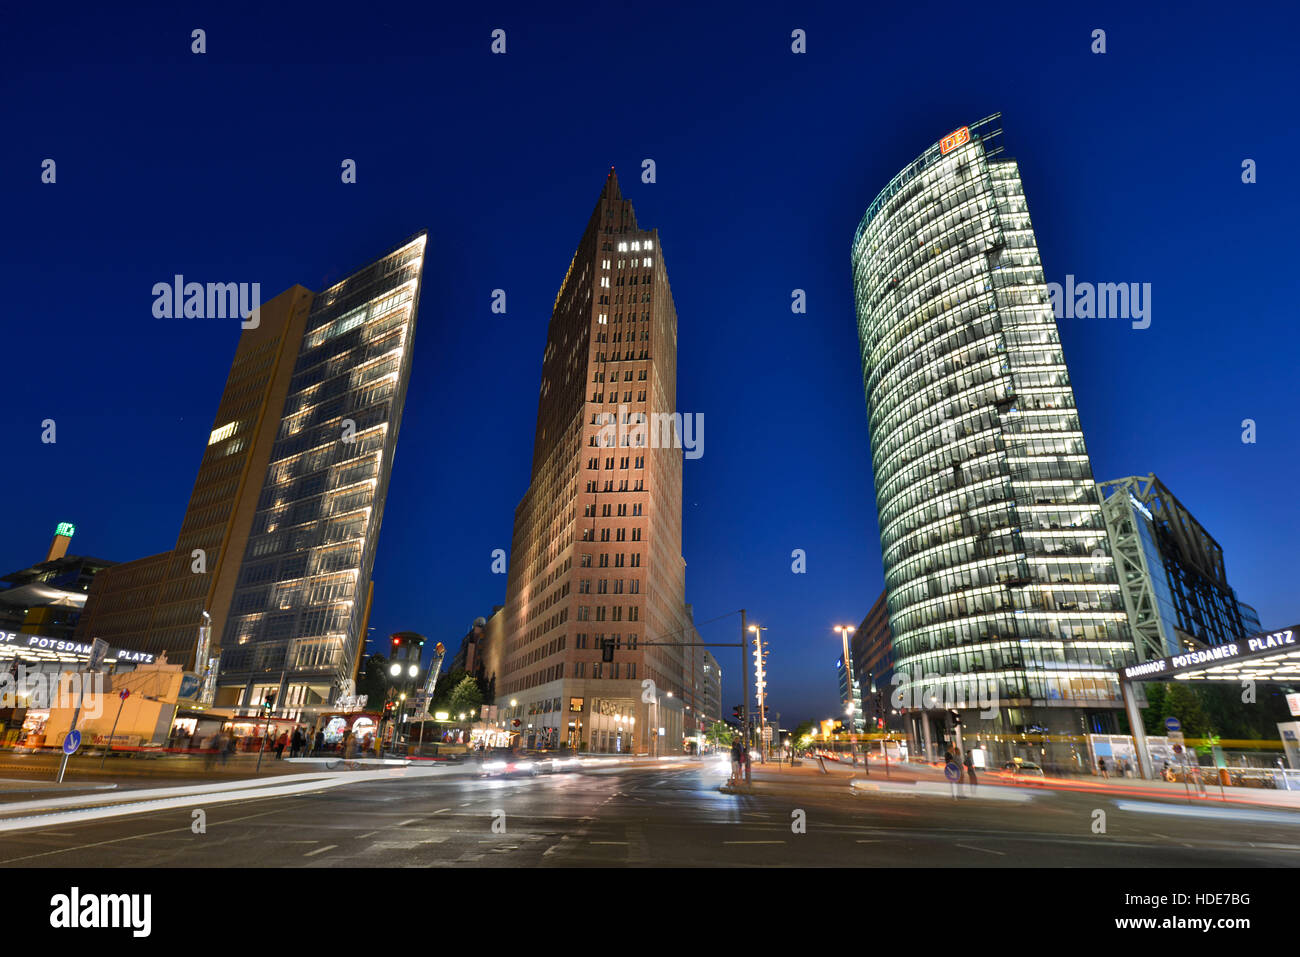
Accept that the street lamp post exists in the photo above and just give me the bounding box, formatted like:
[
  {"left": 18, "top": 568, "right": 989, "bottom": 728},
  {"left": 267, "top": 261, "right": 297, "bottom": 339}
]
[
  {"left": 749, "top": 624, "right": 768, "bottom": 763},
  {"left": 834, "top": 625, "right": 863, "bottom": 774}
]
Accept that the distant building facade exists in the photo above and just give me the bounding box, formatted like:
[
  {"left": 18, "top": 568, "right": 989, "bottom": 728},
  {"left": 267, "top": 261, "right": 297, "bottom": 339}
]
[
  {"left": 853, "top": 588, "right": 894, "bottom": 727},
  {"left": 0, "top": 523, "right": 116, "bottom": 640},
  {"left": 1099, "top": 473, "right": 1264, "bottom": 660}
]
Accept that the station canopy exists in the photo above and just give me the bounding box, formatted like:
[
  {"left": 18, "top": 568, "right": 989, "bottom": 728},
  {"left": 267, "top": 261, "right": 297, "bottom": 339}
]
[{"left": 1120, "top": 624, "right": 1299, "bottom": 684}]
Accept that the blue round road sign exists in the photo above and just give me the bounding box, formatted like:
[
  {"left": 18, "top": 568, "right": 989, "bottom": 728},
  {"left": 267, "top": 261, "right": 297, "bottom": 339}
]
[
  {"left": 944, "top": 762, "right": 961, "bottom": 782},
  {"left": 63, "top": 730, "right": 81, "bottom": 754},
  {"left": 1164, "top": 717, "right": 1181, "bottom": 733}
]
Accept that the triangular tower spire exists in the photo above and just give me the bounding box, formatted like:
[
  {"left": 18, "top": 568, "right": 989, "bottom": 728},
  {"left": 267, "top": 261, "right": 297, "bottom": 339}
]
[{"left": 601, "top": 165, "right": 621, "bottom": 201}]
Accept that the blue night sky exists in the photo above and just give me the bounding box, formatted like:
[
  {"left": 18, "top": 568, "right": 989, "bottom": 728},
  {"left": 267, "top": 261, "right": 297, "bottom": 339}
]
[{"left": 3, "top": 2, "right": 1297, "bottom": 725}]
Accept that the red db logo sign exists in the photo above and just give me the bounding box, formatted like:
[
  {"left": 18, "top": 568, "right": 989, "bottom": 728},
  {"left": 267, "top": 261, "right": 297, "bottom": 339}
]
[{"left": 940, "top": 127, "right": 969, "bottom": 154}]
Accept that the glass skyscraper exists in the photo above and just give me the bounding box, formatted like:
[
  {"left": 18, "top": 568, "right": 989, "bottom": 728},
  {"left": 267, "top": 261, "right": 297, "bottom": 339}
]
[
  {"left": 217, "top": 234, "right": 427, "bottom": 713},
  {"left": 851, "top": 115, "right": 1132, "bottom": 756}
]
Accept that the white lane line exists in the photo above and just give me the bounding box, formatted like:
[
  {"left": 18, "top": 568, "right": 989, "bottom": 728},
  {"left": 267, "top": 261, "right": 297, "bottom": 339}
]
[
  {"left": 304, "top": 844, "right": 337, "bottom": 857},
  {"left": 356, "top": 831, "right": 379, "bottom": 840},
  {"left": 434, "top": 807, "right": 451, "bottom": 814},
  {"left": 955, "top": 843, "right": 1006, "bottom": 856},
  {"left": 1115, "top": 800, "right": 1300, "bottom": 826},
  {"left": 589, "top": 841, "right": 628, "bottom": 845},
  {"left": 395, "top": 818, "right": 418, "bottom": 827},
  {"left": 0, "top": 776, "right": 351, "bottom": 833}
]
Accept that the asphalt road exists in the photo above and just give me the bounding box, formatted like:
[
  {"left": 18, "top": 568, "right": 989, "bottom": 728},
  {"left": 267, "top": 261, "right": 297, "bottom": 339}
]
[{"left": 3, "top": 758, "right": 1300, "bottom": 867}]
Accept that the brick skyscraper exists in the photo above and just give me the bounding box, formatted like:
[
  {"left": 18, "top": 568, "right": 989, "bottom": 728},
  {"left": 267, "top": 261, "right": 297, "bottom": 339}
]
[{"left": 497, "top": 171, "right": 693, "bottom": 754}]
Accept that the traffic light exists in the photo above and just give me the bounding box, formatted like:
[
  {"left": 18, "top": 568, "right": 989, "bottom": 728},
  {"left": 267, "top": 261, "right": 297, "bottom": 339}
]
[
  {"left": 732, "top": 704, "right": 743, "bottom": 724},
  {"left": 263, "top": 690, "right": 277, "bottom": 714},
  {"left": 601, "top": 638, "right": 615, "bottom": 663}
]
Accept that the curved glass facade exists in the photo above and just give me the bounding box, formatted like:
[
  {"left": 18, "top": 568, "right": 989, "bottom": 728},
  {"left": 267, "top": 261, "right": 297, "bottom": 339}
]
[{"left": 851, "top": 115, "right": 1132, "bottom": 720}]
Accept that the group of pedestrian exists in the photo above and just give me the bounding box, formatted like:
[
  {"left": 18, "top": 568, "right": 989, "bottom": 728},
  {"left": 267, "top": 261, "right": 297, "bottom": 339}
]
[
  {"left": 943, "top": 746, "right": 978, "bottom": 788},
  {"left": 202, "top": 730, "right": 237, "bottom": 769},
  {"left": 1097, "top": 756, "right": 1134, "bottom": 779},
  {"left": 729, "top": 738, "right": 751, "bottom": 783}
]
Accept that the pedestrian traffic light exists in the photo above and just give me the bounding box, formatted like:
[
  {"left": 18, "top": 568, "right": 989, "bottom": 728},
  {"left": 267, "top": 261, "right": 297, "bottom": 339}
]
[
  {"left": 263, "top": 690, "right": 277, "bottom": 714},
  {"left": 601, "top": 638, "right": 615, "bottom": 663}
]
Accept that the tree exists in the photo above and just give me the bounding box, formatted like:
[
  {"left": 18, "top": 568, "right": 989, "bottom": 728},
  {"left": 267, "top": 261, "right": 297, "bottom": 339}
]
[
  {"left": 357, "top": 654, "right": 389, "bottom": 710},
  {"left": 431, "top": 667, "right": 469, "bottom": 712},
  {"left": 1165, "top": 683, "right": 1209, "bottom": 737},
  {"left": 706, "top": 720, "right": 733, "bottom": 748},
  {"left": 447, "top": 675, "right": 484, "bottom": 722},
  {"left": 791, "top": 720, "right": 817, "bottom": 742}
]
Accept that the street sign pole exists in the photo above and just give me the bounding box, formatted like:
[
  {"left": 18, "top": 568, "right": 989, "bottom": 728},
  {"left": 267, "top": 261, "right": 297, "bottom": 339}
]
[
  {"left": 58, "top": 638, "right": 107, "bottom": 783},
  {"left": 99, "top": 689, "right": 130, "bottom": 769}
]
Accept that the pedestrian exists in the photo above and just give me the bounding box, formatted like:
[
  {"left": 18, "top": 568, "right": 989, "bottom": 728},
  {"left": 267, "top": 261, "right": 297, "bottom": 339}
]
[
  {"left": 223, "top": 731, "right": 235, "bottom": 765},
  {"left": 964, "top": 749, "right": 977, "bottom": 788},
  {"left": 1098, "top": 756, "right": 1108, "bottom": 779},
  {"left": 314, "top": 729, "right": 324, "bottom": 756},
  {"left": 275, "top": 731, "right": 288, "bottom": 760},
  {"left": 730, "top": 738, "right": 743, "bottom": 783}
]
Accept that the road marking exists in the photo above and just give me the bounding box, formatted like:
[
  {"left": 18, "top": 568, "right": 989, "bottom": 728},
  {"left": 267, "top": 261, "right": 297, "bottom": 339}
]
[
  {"left": 955, "top": 843, "right": 1006, "bottom": 856},
  {"left": 0, "top": 808, "right": 283, "bottom": 866},
  {"left": 304, "top": 844, "right": 337, "bottom": 857},
  {"left": 356, "top": 831, "right": 378, "bottom": 839},
  {"left": 589, "top": 841, "right": 628, "bottom": 845},
  {"left": 855, "top": 840, "right": 880, "bottom": 844},
  {"left": 723, "top": 840, "right": 785, "bottom": 845},
  {"left": 434, "top": 807, "right": 451, "bottom": 814},
  {"left": 395, "top": 818, "right": 418, "bottom": 827}
]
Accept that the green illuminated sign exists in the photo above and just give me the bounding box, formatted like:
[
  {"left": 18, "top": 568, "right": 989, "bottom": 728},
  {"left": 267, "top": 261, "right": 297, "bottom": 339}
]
[{"left": 55, "top": 522, "right": 75, "bottom": 538}]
